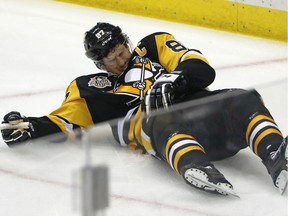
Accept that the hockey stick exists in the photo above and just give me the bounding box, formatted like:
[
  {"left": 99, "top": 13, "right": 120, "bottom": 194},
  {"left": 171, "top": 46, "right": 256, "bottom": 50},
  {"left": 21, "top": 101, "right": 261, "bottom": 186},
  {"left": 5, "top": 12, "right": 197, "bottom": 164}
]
[{"left": 0, "top": 122, "right": 30, "bottom": 130}]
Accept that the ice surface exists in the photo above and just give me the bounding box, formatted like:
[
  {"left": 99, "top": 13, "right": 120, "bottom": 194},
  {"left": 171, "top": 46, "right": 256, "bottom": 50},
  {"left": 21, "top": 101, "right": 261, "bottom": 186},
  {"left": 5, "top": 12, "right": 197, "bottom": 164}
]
[{"left": 0, "top": 0, "right": 287, "bottom": 215}]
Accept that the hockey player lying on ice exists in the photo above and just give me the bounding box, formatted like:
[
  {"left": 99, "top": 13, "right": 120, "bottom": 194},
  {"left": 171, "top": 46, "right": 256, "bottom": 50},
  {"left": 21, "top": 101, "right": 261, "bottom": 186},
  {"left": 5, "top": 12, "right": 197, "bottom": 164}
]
[{"left": 1, "top": 23, "right": 287, "bottom": 196}]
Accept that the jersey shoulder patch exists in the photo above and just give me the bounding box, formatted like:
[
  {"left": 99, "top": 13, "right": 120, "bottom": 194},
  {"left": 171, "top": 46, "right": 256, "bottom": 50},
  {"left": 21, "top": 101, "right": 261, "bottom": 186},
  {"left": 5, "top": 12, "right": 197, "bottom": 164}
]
[
  {"left": 75, "top": 73, "right": 116, "bottom": 91},
  {"left": 88, "top": 75, "right": 112, "bottom": 89}
]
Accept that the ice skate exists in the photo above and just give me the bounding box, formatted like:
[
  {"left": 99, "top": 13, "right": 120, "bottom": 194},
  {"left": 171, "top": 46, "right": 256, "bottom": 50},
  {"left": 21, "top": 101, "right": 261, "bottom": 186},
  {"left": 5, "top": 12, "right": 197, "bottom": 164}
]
[
  {"left": 181, "top": 162, "right": 238, "bottom": 197},
  {"left": 263, "top": 136, "right": 288, "bottom": 194}
]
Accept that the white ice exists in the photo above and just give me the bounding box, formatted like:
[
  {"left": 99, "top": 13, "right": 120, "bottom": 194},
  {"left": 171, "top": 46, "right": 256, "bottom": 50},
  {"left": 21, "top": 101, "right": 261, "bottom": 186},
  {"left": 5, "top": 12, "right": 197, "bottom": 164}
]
[{"left": 0, "top": 0, "right": 287, "bottom": 216}]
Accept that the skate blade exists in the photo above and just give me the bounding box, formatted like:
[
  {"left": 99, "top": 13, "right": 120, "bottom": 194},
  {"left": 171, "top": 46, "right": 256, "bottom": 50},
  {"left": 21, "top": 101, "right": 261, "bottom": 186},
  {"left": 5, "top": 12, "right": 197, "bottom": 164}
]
[
  {"left": 277, "top": 170, "right": 288, "bottom": 195},
  {"left": 186, "top": 173, "right": 240, "bottom": 198},
  {"left": 280, "top": 141, "right": 288, "bottom": 194},
  {"left": 285, "top": 140, "right": 288, "bottom": 160}
]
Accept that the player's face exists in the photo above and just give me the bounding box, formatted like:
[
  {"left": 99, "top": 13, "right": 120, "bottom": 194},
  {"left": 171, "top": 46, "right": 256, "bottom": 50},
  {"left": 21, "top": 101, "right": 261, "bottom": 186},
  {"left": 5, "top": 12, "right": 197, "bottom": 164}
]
[{"left": 102, "top": 43, "right": 132, "bottom": 75}]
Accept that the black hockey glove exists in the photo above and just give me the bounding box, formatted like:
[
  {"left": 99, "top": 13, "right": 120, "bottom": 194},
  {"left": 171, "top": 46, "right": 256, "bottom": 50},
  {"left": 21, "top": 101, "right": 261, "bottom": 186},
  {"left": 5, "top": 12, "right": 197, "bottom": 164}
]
[
  {"left": 144, "top": 71, "right": 187, "bottom": 115},
  {"left": 1, "top": 111, "right": 34, "bottom": 147}
]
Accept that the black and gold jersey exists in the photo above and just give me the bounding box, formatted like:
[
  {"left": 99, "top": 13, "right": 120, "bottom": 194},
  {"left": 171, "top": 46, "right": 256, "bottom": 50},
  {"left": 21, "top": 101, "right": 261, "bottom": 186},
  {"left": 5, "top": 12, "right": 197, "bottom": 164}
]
[
  {"left": 134, "top": 32, "right": 209, "bottom": 70},
  {"left": 30, "top": 73, "right": 134, "bottom": 138},
  {"left": 113, "top": 32, "right": 215, "bottom": 153},
  {"left": 114, "top": 32, "right": 214, "bottom": 109},
  {"left": 47, "top": 73, "right": 136, "bottom": 134},
  {"left": 29, "top": 32, "right": 215, "bottom": 141}
]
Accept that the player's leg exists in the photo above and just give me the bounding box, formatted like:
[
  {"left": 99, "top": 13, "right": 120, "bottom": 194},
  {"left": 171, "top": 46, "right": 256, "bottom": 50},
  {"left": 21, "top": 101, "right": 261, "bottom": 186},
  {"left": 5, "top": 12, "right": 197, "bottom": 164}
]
[
  {"left": 149, "top": 113, "right": 235, "bottom": 195},
  {"left": 225, "top": 89, "right": 287, "bottom": 193},
  {"left": 262, "top": 136, "right": 287, "bottom": 194}
]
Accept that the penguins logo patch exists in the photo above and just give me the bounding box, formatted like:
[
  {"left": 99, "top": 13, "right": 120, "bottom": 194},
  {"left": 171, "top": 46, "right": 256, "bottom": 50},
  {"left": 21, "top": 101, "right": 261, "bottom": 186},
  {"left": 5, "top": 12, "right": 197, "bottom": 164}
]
[{"left": 88, "top": 76, "right": 111, "bottom": 88}]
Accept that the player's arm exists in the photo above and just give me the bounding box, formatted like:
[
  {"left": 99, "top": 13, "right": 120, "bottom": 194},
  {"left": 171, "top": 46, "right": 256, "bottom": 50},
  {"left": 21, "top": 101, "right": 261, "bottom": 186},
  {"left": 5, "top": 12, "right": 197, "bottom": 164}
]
[
  {"left": 1, "top": 100, "right": 86, "bottom": 147},
  {"left": 174, "top": 58, "right": 215, "bottom": 91},
  {"left": 1, "top": 111, "right": 63, "bottom": 147},
  {"left": 135, "top": 32, "right": 215, "bottom": 90},
  {"left": 140, "top": 33, "right": 216, "bottom": 113},
  {"left": 1, "top": 79, "right": 90, "bottom": 146}
]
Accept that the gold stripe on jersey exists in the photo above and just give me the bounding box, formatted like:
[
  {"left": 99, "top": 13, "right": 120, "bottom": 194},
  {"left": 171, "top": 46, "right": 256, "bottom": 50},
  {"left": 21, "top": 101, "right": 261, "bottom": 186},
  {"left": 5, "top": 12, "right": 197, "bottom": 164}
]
[
  {"left": 246, "top": 114, "right": 282, "bottom": 155},
  {"left": 115, "top": 85, "right": 140, "bottom": 96},
  {"left": 173, "top": 146, "right": 205, "bottom": 174},
  {"left": 154, "top": 34, "right": 209, "bottom": 72},
  {"left": 124, "top": 105, "right": 156, "bottom": 155},
  {"left": 127, "top": 141, "right": 139, "bottom": 151},
  {"left": 134, "top": 112, "right": 145, "bottom": 146},
  {"left": 165, "top": 134, "right": 205, "bottom": 173},
  {"left": 117, "top": 106, "right": 138, "bottom": 146},
  {"left": 253, "top": 128, "right": 282, "bottom": 155},
  {"left": 114, "top": 78, "right": 153, "bottom": 97},
  {"left": 47, "top": 115, "right": 72, "bottom": 136},
  {"left": 127, "top": 108, "right": 143, "bottom": 143},
  {"left": 180, "top": 50, "right": 209, "bottom": 65},
  {"left": 47, "top": 80, "right": 94, "bottom": 134},
  {"left": 246, "top": 114, "right": 275, "bottom": 141},
  {"left": 130, "top": 106, "right": 145, "bottom": 144},
  {"left": 140, "top": 126, "right": 156, "bottom": 155},
  {"left": 165, "top": 134, "right": 195, "bottom": 159}
]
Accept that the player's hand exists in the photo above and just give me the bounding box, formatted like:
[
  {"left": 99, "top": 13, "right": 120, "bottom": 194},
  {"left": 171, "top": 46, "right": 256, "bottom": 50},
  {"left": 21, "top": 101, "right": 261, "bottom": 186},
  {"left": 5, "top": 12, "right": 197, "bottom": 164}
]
[
  {"left": 1, "top": 111, "right": 33, "bottom": 147},
  {"left": 144, "top": 71, "right": 185, "bottom": 115}
]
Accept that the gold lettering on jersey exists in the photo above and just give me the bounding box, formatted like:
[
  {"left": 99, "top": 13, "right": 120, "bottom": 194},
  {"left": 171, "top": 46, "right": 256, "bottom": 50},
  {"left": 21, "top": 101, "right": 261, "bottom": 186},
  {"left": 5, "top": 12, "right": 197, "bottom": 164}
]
[
  {"left": 135, "top": 46, "right": 147, "bottom": 56},
  {"left": 88, "top": 76, "right": 111, "bottom": 89}
]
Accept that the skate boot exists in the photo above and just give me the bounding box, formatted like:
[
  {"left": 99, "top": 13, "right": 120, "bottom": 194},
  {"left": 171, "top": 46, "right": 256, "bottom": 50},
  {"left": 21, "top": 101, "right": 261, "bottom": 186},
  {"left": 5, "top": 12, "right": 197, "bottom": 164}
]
[
  {"left": 263, "top": 136, "right": 288, "bottom": 194},
  {"left": 181, "top": 162, "right": 238, "bottom": 197}
]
